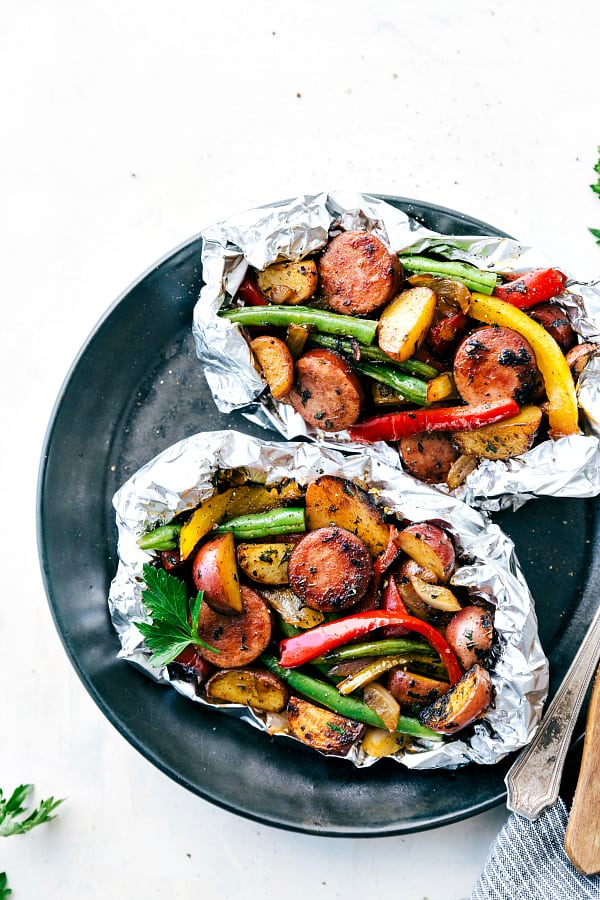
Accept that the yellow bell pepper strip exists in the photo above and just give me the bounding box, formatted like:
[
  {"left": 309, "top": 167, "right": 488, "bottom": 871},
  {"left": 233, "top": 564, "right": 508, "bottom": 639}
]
[
  {"left": 278, "top": 608, "right": 463, "bottom": 685},
  {"left": 493, "top": 268, "right": 567, "bottom": 310},
  {"left": 467, "top": 292, "right": 579, "bottom": 439},
  {"left": 348, "top": 397, "right": 519, "bottom": 443}
]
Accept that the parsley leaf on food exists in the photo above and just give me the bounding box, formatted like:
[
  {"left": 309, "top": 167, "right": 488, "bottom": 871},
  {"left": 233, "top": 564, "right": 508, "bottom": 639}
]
[
  {"left": 136, "top": 563, "right": 217, "bottom": 668},
  {"left": 0, "top": 785, "right": 63, "bottom": 838}
]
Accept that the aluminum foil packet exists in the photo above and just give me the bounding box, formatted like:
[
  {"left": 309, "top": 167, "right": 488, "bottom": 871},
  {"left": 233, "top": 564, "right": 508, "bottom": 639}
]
[
  {"left": 108, "top": 429, "right": 548, "bottom": 770},
  {"left": 192, "top": 191, "right": 600, "bottom": 512}
]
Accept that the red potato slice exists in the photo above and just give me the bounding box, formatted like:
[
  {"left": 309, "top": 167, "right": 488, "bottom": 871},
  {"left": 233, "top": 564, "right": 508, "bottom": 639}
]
[
  {"left": 407, "top": 575, "right": 461, "bottom": 612},
  {"left": 256, "top": 259, "right": 318, "bottom": 304},
  {"left": 192, "top": 532, "right": 243, "bottom": 615},
  {"left": 286, "top": 696, "right": 366, "bottom": 755},
  {"left": 418, "top": 664, "right": 493, "bottom": 734},
  {"left": 397, "top": 523, "right": 456, "bottom": 583},
  {"left": 304, "top": 474, "right": 390, "bottom": 559},
  {"left": 398, "top": 431, "right": 459, "bottom": 484},
  {"left": 197, "top": 585, "right": 273, "bottom": 668},
  {"left": 250, "top": 335, "right": 294, "bottom": 399},
  {"left": 377, "top": 286, "right": 437, "bottom": 362},
  {"left": 445, "top": 605, "right": 494, "bottom": 670},
  {"left": 387, "top": 667, "right": 449, "bottom": 708},
  {"left": 205, "top": 667, "right": 289, "bottom": 712}
]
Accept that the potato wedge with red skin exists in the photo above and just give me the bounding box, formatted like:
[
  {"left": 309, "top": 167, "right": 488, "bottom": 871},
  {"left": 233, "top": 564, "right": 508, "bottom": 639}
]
[
  {"left": 286, "top": 696, "right": 366, "bottom": 755},
  {"left": 256, "top": 258, "right": 318, "bottom": 305},
  {"left": 418, "top": 664, "right": 493, "bottom": 734},
  {"left": 288, "top": 526, "right": 373, "bottom": 612},
  {"left": 387, "top": 667, "right": 449, "bottom": 708},
  {"left": 397, "top": 523, "right": 456, "bottom": 583},
  {"left": 197, "top": 585, "right": 272, "bottom": 668},
  {"left": 205, "top": 667, "right": 289, "bottom": 712},
  {"left": 192, "top": 531, "right": 243, "bottom": 615},
  {"left": 399, "top": 431, "right": 459, "bottom": 485},
  {"left": 304, "top": 475, "right": 390, "bottom": 558},
  {"left": 236, "top": 542, "right": 293, "bottom": 585},
  {"left": 378, "top": 286, "right": 437, "bottom": 362},
  {"left": 250, "top": 335, "right": 294, "bottom": 400},
  {"left": 407, "top": 575, "right": 462, "bottom": 612},
  {"left": 445, "top": 605, "right": 494, "bottom": 670}
]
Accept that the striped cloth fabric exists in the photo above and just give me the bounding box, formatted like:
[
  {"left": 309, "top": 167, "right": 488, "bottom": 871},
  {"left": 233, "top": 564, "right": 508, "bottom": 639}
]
[{"left": 471, "top": 800, "right": 600, "bottom": 899}]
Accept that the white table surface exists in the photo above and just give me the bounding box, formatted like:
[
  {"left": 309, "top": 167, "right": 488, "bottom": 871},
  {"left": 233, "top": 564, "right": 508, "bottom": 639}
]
[{"left": 2, "top": 2, "right": 600, "bottom": 897}]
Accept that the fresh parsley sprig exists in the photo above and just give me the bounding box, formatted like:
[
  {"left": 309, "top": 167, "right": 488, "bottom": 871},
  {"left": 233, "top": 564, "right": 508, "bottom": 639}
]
[
  {"left": 591, "top": 148, "right": 600, "bottom": 246},
  {"left": 136, "top": 563, "right": 217, "bottom": 668},
  {"left": 0, "top": 784, "right": 63, "bottom": 838}
]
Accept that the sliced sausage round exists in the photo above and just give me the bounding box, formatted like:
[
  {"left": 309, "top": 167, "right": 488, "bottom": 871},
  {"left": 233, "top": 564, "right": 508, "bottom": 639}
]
[
  {"left": 528, "top": 303, "right": 576, "bottom": 352},
  {"left": 288, "top": 526, "right": 373, "bottom": 612},
  {"left": 288, "top": 349, "right": 364, "bottom": 431},
  {"left": 318, "top": 230, "right": 401, "bottom": 315},
  {"left": 398, "top": 431, "right": 459, "bottom": 484},
  {"left": 197, "top": 585, "right": 272, "bottom": 668},
  {"left": 453, "top": 325, "right": 538, "bottom": 406}
]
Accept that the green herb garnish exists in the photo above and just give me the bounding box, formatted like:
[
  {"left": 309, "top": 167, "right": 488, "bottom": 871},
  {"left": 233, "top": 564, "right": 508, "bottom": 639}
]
[
  {"left": 0, "top": 784, "right": 63, "bottom": 838},
  {"left": 136, "top": 563, "right": 217, "bottom": 667}
]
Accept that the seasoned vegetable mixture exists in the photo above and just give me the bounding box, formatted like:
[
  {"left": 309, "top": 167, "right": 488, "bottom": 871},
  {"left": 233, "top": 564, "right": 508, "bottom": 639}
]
[
  {"left": 136, "top": 472, "right": 497, "bottom": 758},
  {"left": 222, "top": 231, "right": 596, "bottom": 489}
]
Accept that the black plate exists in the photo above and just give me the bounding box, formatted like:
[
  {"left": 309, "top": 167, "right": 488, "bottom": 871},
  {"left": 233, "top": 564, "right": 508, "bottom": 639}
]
[{"left": 37, "top": 197, "right": 600, "bottom": 836}]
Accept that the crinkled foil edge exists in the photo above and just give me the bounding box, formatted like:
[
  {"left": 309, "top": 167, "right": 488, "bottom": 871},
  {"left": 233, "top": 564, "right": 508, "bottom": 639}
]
[
  {"left": 191, "top": 191, "right": 600, "bottom": 512},
  {"left": 108, "top": 429, "right": 548, "bottom": 770}
]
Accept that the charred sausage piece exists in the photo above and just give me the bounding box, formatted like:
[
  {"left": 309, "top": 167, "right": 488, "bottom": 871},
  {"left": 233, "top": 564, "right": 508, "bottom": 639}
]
[
  {"left": 197, "top": 585, "right": 272, "bottom": 668},
  {"left": 528, "top": 303, "right": 576, "bottom": 352},
  {"left": 318, "top": 230, "right": 401, "bottom": 315},
  {"left": 398, "top": 431, "right": 459, "bottom": 484},
  {"left": 288, "top": 349, "right": 364, "bottom": 431},
  {"left": 288, "top": 526, "right": 373, "bottom": 612},
  {"left": 565, "top": 342, "right": 597, "bottom": 379},
  {"left": 453, "top": 326, "right": 538, "bottom": 406}
]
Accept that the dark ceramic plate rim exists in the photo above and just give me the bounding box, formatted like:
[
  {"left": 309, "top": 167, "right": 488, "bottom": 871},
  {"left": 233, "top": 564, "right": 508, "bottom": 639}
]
[{"left": 37, "top": 195, "right": 599, "bottom": 837}]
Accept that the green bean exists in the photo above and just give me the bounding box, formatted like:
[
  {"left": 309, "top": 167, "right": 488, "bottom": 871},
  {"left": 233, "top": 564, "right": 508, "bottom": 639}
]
[
  {"left": 354, "top": 362, "right": 428, "bottom": 406},
  {"left": 137, "top": 524, "right": 181, "bottom": 551},
  {"left": 220, "top": 305, "right": 378, "bottom": 345},
  {"left": 261, "top": 655, "right": 442, "bottom": 740},
  {"left": 215, "top": 507, "right": 305, "bottom": 539},
  {"left": 313, "top": 638, "right": 438, "bottom": 665},
  {"left": 307, "top": 333, "right": 439, "bottom": 379},
  {"left": 398, "top": 255, "right": 498, "bottom": 294}
]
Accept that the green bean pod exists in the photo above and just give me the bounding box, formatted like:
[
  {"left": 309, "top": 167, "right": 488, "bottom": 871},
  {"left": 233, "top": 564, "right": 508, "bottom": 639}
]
[
  {"left": 220, "top": 305, "right": 378, "bottom": 345},
  {"left": 398, "top": 255, "right": 498, "bottom": 294},
  {"left": 215, "top": 507, "right": 305, "bottom": 539},
  {"left": 138, "top": 524, "right": 182, "bottom": 551}
]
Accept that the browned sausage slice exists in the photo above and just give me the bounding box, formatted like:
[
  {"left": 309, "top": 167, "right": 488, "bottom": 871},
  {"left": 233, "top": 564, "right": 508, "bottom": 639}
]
[
  {"left": 453, "top": 325, "right": 538, "bottom": 406},
  {"left": 398, "top": 431, "right": 459, "bottom": 484},
  {"left": 288, "top": 526, "right": 373, "bottom": 612},
  {"left": 288, "top": 349, "right": 364, "bottom": 431},
  {"left": 197, "top": 585, "right": 272, "bottom": 668},
  {"left": 318, "top": 230, "right": 401, "bottom": 315}
]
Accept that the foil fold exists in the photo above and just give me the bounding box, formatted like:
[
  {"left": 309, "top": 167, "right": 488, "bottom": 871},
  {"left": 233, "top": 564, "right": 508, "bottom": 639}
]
[
  {"left": 192, "top": 191, "right": 600, "bottom": 511},
  {"left": 108, "top": 430, "right": 548, "bottom": 770}
]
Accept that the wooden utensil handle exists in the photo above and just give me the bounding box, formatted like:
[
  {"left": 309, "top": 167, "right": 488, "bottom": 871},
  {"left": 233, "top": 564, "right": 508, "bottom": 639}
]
[{"left": 565, "top": 662, "right": 600, "bottom": 875}]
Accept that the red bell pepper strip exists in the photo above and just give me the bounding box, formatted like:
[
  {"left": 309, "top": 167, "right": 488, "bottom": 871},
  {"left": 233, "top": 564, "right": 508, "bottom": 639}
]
[
  {"left": 237, "top": 274, "right": 268, "bottom": 306},
  {"left": 380, "top": 573, "right": 410, "bottom": 638},
  {"left": 278, "top": 608, "right": 463, "bottom": 684},
  {"left": 348, "top": 397, "right": 520, "bottom": 443},
  {"left": 493, "top": 268, "right": 567, "bottom": 310}
]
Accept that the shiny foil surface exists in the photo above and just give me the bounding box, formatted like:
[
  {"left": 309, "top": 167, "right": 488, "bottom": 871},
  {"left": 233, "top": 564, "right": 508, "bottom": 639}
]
[
  {"left": 192, "top": 192, "right": 600, "bottom": 511},
  {"left": 108, "top": 430, "right": 548, "bottom": 769}
]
